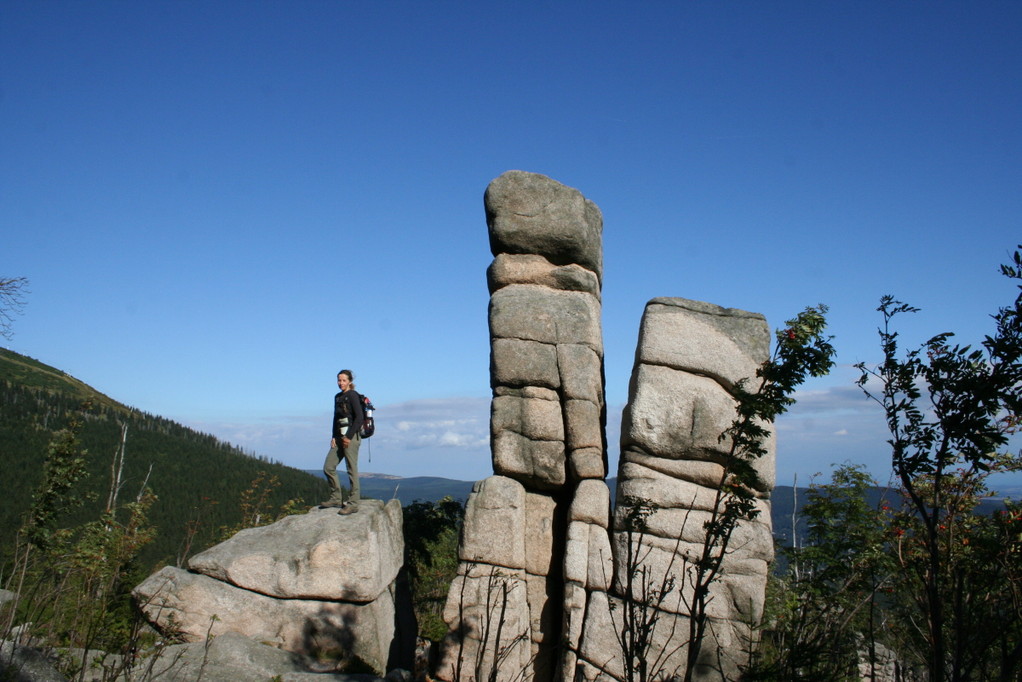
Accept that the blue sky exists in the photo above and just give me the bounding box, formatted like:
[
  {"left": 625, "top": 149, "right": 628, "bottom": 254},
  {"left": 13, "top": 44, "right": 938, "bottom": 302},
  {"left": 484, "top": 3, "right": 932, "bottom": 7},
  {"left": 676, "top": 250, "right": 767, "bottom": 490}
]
[{"left": 2, "top": 2, "right": 1020, "bottom": 490}]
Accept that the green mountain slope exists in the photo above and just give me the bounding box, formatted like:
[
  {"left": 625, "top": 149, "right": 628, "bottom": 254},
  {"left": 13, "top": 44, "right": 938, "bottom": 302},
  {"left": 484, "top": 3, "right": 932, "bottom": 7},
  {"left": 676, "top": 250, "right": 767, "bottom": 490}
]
[
  {"left": 0, "top": 348, "right": 123, "bottom": 408},
  {"left": 0, "top": 348, "right": 325, "bottom": 569}
]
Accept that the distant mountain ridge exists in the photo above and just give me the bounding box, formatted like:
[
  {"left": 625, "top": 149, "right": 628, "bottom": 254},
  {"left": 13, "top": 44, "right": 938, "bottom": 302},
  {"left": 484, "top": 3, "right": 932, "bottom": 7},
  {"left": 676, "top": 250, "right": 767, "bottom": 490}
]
[
  {"left": 304, "top": 471, "right": 477, "bottom": 506},
  {"left": 333, "top": 472, "right": 1020, "bottom": 547}
]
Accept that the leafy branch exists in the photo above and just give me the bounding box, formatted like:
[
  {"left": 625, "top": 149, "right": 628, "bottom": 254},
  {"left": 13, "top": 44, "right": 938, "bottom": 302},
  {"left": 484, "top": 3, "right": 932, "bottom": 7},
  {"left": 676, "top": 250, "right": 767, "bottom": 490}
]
[{"left": 854, "top": 245, "right": 1022, "bottom": 682}]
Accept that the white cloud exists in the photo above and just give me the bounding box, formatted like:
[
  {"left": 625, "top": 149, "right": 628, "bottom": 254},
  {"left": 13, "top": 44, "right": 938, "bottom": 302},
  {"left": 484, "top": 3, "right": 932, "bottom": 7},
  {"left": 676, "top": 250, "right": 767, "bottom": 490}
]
[
  {"left": 774, "top": 382, "right": 894, "bottom": 484},
  {"left": 438, "top": 430, "right": 488, "bottom": 447}
]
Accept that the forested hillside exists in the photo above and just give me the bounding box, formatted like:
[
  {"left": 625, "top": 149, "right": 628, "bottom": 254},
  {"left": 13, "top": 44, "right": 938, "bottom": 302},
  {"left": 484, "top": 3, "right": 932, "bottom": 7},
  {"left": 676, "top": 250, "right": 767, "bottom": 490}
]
[{"left": 0, "top": 348, "right": 324, "bottom": 569}]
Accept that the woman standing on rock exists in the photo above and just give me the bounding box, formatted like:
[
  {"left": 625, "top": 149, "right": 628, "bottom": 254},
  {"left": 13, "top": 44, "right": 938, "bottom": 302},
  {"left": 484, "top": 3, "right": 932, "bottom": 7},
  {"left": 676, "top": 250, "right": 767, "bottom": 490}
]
[{"left": 322, "top": 369, "right": 363, "bottom": 514}]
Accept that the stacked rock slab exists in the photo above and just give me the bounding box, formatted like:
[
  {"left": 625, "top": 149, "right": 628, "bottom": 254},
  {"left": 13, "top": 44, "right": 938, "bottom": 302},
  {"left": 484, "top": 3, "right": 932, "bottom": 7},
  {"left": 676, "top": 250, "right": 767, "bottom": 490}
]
[
  {"left": 437, "top": 171, "right": 612, "bottom": 682},
  {"left": 133, "top": 500, "right": 415, "bottom": 676},
  {"left": 574, "top": 298, "right": 775, "bottom": 681}
]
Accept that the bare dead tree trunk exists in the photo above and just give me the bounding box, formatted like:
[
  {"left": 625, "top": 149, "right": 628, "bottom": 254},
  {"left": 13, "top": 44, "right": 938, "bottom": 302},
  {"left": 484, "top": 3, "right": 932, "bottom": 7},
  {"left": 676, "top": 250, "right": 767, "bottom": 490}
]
[{"left": 106, "top": 421, "right": 128, "bottom": 519}]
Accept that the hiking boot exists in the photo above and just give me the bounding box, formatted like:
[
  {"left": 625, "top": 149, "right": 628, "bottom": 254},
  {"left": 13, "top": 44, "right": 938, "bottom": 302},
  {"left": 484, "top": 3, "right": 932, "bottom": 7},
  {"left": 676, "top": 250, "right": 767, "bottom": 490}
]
[
  {"left": 338, "top": 502, "right": 359, "bottom": 515},
  {"left": 320, "top": 498, "right": 344, "bottom": 508}
]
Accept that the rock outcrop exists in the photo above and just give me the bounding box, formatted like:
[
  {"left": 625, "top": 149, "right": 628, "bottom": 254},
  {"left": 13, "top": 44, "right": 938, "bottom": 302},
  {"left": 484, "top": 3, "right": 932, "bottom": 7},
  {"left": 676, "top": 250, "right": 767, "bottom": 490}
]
[
  {"left": 125, "top": 170, "right": 779, "bottom": 682},
  {"left": 440, "top": 172, "right": 776, "bottom": 682},
  {"left": 575, "top": 298, "right": 774, "bottom": 681},
  {"left": 133, "top": 500, "right": 415, "bottom": 676},
  {"left": 437, "top": 171, "right": 611, "bottom": 682}
]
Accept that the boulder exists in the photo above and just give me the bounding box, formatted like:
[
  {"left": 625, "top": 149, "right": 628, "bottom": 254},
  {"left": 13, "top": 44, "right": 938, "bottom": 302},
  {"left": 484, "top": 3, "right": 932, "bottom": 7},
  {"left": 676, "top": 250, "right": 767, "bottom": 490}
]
[
  {"left": 490, "top": 338, "right": 560, "bottom": 389},
  {"left": 568, "top": 479, "right": 611, "bottom": 527},
  {"left": 133, "top": 502, "right": 414, "bottom": 676},
  {"left": 188, "top": 500, "right": 404, "bottom": 602},
  {"left": 485, "top": 170, "right": 603, "bottom": 279},
  {"left": 563, "top": 521, "right": 613, "bottom": 591},
  {"left": 135, "top": 565, "right": 399, "bottom": 666},
  {"left": 457, "top": 476, "right": 527, "bottom": 568},
  {"left": 557, "top": 344, "right": 604, "bottom": 403},
  {"left": 636, "top": 298, "right": 768, "bottom": 388},
  {"left": 487, "top": 254, "right": 600, "bottom": 296},
  {"left": 491, "top": 394, "right": 564, "bottom": 443},
  {"left": 622, "top": 363, "right": 775, "bottom": 491},
  {"left": 489, "top": 285, "right": 603, "bottom": 351},
  {"left": 565, "top": 399, "right": 602, "bottom": 451},
  {"left": 568, "top": 446, "right": 606, "bottom": 481},
  {"left": 491, "top": 431, "right": 567, "bottom": 490},
  {"left": 623, "top": 364, "right": 742, "bottom": 460}
]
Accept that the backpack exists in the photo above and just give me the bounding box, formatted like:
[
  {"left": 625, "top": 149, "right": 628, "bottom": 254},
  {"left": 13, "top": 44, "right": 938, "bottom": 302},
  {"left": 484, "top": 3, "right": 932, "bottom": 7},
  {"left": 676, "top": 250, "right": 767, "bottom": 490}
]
[{"left": 358, "top": 393, "right": 376, "bottom": 439}]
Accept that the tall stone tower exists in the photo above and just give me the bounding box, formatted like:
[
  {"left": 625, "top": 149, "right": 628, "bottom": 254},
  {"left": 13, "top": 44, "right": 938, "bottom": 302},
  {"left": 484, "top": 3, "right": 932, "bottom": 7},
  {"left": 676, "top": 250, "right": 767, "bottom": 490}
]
[
  {"left": 574, "top": 298, "right": 774, "bottom": 681},
  {"left": 436, "top": 171, "right": 610, "bottom": 682}
]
